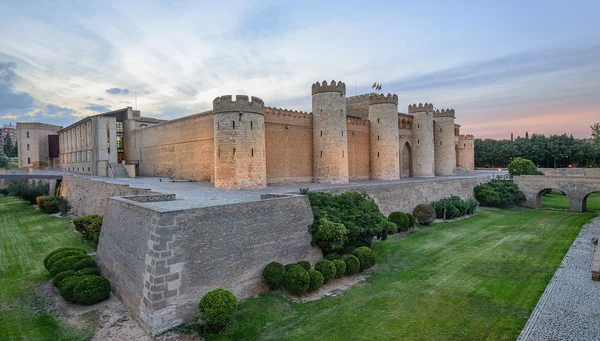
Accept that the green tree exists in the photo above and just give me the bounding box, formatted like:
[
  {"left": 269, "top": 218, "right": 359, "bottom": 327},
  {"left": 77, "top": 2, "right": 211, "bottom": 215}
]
[
  {"left": 508, "top": 157, "right": 544, "bottom": 176},
  {"left": 11, "top": 141, "right": 17, "bottom": 158},
  {"left": 3, "top": 135, "right": 13, "bottom": 157},
  {"left": 591, "top": 123, "right": 600, "bottom": 143}
]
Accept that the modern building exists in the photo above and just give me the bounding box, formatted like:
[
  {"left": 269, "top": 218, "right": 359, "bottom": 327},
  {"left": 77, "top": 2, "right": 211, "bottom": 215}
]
[
  {"left": 16, "top": 122, "right": 63, "bottom": 168},
  {"left": 0, "top": 123, "right": 17, "bottom": 148}
]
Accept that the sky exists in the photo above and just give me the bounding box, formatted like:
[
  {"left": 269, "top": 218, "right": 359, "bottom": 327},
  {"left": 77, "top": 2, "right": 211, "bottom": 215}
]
[{"left": 0, "top": 0, "right": 599, "bottom": 139}]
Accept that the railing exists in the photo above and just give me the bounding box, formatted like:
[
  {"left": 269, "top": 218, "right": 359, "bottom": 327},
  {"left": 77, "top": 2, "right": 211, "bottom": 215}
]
[
  {"left": 108, "top": 162, "right": 116, "bottom": 178},
  {"left": 490, "top": 173, "right": 512, "bottom": 181}
]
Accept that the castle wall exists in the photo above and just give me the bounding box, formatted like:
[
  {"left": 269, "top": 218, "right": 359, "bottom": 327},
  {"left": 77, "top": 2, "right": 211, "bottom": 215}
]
[
  {"left": 130, "top": 113, "right": 215, "bottom": 181},
  {"left": 346, "top": 94, "right": 371, "bottom": 120},
  {"left": 347, "top": 118, "right": 370, "bottom": 181},
  {"left": 264, "top": 108, "right": 313, "bottom": 184},
  {"left": 97, "top": 193, "right": 321, "bottom": 334}
]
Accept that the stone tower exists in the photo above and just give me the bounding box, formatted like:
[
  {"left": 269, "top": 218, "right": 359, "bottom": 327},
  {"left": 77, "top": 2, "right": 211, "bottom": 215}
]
[
  {"left": 213, "top": 95, "right": 266, "bottom": 189},
  {"left": 457, "top": 134, "right": 475, "bottom": 171},
  {"left": 409, "top": 103, "right": 435, "bottom": 177},
  {"left": 369, "top": 93, "right": 400, "bottom": 180},
  {"left": 312, "top": 80, "right": 349, "bottom": 184},
  {"left": 433, "top": 109, "right": 456, "bottom": 176}
]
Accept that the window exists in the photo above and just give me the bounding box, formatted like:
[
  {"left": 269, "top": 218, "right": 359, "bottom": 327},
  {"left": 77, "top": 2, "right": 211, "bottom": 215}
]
[
  {"left": 377, "top": 135, "right": 380, "bottom": 140},
  {"left": 342, "top": 130, "right": 344, "bottom": 137},
  {"left": 232, "top": 121, "right": 235, "bottom": 129},
  {"left": 233, "top": 148, "right": 236, "bottom": 157},
  {"left": 217, "top": 122, "right": 220, "bottom": 130},
  {"left": 417, "top": 124, "right": 420, "bottom": 129},
  {"left": 250, "top": 121, "right": 253, "bottom": 130},
  {"left": 342, "top": 150, "right": 344, "bottom": 157},
  {"left": 377, "top": 118, "right": 380, "bottom": 123},
  {"left": 320, "top": 130, "right": 323, "bottom": 137},
  {"left": 440, "top": 127, "right": 443, "bottom": 132},
  {"left": 27, "top": 157, "right": 30, "bottom": 164},
  {"left": 320, "top": 151, "right": 323, "bottom": 158},
  {"left": 440, "top": 141, "right": 443, "bottom": 145},
  {"left": 27, "top": 143, "right": 30, "bottom": 151},
  {"left": 251, "top": 148, "right": 254, "bottom": 157},
  {"left": 26, "top": 131, "right": 30, "bottom": 138},
  {"left": 417, "top": 139, "right": 420, "bottom": 144},
  {"left": 377, "top": 152, "right": 380, "bottom": 158}
]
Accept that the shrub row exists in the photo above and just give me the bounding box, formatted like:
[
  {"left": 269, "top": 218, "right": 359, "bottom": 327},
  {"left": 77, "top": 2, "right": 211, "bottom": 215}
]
[
  {"left": 474, "top": 180, "right": 526, "bottom": 208},
  {"left": 43, "top": 247, "right": 111, "bottom": 305},
  {"left": 262, "top": 246, "right": 376, "bottom": 295},
  {"left": 387, "top": 212, "right": 416, "bottom": 232},
  {"left": 37, "top": 196, "right": 71, "bottom": 215},
  {"left": 4, "top": 181, "right": 49, "bottom": 204},
  {"left": 430, "top": 196, "right": 478, "bottom": 220},
  {"left": 73, "top": 215, "right": 103, "bottom": 243}
]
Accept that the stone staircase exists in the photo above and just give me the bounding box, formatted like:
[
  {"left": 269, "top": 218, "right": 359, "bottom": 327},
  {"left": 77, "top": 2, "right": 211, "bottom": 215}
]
[{"left": 109, "top": 163, "right": 130, "bottom": 178}]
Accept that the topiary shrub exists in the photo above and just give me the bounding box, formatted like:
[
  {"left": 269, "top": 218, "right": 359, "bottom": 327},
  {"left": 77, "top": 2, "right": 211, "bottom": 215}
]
[
  {"left": 199, "top": 289, "right": 238, "bottom": 332},
  {"left": 388, "top": 212, "right": 409, "bottom": 231},
  {"left": 73, "top": 257, "right": 97, "bottom": 271},
  {"left": 44, "top": 247, "right": 85, "bottom": 270},
  {"left": 353, "top": 246, "right": 376, "bottom": 271},
  {"left": 341, "top": 254, "right": 360, "bottom": 275},
  {"left": 53, "top": 270, "right": 75, "bottom": 287},
  {"left": 285, "top": 266, "right": 310, "bottom": 294},
  {"left": 406, "top": 214, "right": 416, "bottom": 228},
  {"left": 46, "top": 250, "right": 87, "bottom": 270},
  {"left": 263, "top": 262, "right": 286, "bottom": 289},
  {"left": 307, "top": 269, "right": 324, "bottom": 291},
  {"left": 74, "top": 268, "right": 101, "bottom": 277},
  {"left": 314, "top": 259, "right": 336, "bottom": 283},
  {"left": 386, "top": 221, "right": 397, "bottom": 234},
  {"left": 332, "top": 259, "right": 346, "bottom": 278},
  {"left": 474, "top": 180, "right": 526, "bottom": 208},
  {"left": 412, "top": 204, "right": 436, "bottom": 225},
  {"left": 50, "top": 255, "right": 91, "bottom": 277},
  {"left": 59, "top": 276, "right": 87, "bottom": 302},
  {"left": 73, "top": 275, "right": 111, "bottom": 305},
  {"left": 285, "top": 263, "right": 301, "bottom": 272},
  {"left": 73, "top": 215, "right": 103, "bottom": 243},
  {"left": 324, "top": 253, "right": 341, "bottom": 261},
  {"left": 296, "top": 261, "right": 311, "bottom": 271},
  {"left": 311, "top": 218, "right": 348, "bottom": 253}
]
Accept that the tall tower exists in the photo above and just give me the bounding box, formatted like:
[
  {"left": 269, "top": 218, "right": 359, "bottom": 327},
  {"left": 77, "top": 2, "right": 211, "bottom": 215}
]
[
  {"left": 457, "top": 134, "right": 475, "bottom": 171},
  {"left": 409, "top": 103, "right": 435, "bottom": 177},
  {"left": 312, "top": 80, "right": 349, "bottom": 184},
  {"left": 369, "top": 94, "right": 400, "bottom": 180},
  {"left": 433, "top": 109, "right": 456, "bottom": 176},
  {"left": 213, "top": 95, "right": 266, "bottom": 189}
]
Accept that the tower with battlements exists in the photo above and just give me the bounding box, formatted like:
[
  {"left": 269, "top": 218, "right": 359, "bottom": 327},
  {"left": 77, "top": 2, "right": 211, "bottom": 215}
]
[
  {"left": 311, "top": 80, "right": 349, "bottom": 183},
  {"left": 409, "top": 103, "right": 435, "bottom": 177},
  {"left": 213, "top": 95, "right": 267, "bottom": 189},
  {"left": 369, "top": 94, "right": 400, "bottom": 180},
  {"left": 457, "top": 134, "right": 475, "bottom": 171},
  {"left": 433, "top": 109, "right": 457, "bottom": 176}
]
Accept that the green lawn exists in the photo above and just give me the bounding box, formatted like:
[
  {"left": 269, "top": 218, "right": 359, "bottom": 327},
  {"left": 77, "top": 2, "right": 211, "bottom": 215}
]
[
  {"left": 203, "top": 208, "right": 595, "bottom": 341},
  {"left": 543, "top": 192, "right": 600, "bottom": 212},
  {"left": 0, "top": 196, "right": 97, "bottom": 341}
]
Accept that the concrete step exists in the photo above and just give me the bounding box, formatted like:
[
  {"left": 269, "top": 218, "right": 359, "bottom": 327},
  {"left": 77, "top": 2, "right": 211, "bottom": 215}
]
[{"left": 110, "top": 163, "right": 130, "bottom": 178}]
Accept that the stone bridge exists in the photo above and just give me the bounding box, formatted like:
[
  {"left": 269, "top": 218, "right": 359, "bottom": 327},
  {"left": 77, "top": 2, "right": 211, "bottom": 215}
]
[{"left": 514, "top": 175, "right": 600, "bottom": 212}]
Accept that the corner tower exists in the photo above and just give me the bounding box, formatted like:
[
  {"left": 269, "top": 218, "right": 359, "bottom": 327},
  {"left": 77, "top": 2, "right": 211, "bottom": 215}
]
[
  {"left": 312, "top": 80, "right": 349, "bottom": 184},
  {"left": 457, "top": 134, "right": 475, "bottom": 171},
  {"left": 213, "top": 95, "right": 266, "bottom": 189},
  {"left": 433, "top": 109, "right": 456, "bottom": 176},
  {"left": 369, "top": 94, "right": 400, "bottom": 180},
  {"left": 409, "top": 103, "right": 435, "bottom": 177}
]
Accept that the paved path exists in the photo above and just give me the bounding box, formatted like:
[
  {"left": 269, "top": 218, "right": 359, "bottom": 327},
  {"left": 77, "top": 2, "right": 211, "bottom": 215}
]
[{"left": 518, "top": 216, "right": 600, "bottom": 341}]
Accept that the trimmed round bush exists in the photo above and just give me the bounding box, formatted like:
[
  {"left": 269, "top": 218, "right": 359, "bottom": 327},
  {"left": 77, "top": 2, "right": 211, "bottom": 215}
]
[
  {"left": 59, "top": 276, "right": 87, "bottom": 302},
  {"left": 44, "top": 247, "right": 85, "bottom": 270},
  {"left": 53, "top": 270, "right": 75, "bottom": 287},
  {"left": 73, "top": 257, "right": 97, "bottom": 271},
  {"left": 307, "top": 269, "right": 324, "bottom": 291},
  {"left": 50, "top": 254, "right": 91, "bottom": 277},
  {"left": 406, "top": 214, "right": 416, "bottom": 228},
  {"left": 263, "top": 262, "right": 286, "bottom": 289},
  {"left": 285, "top": 266, "right": 310, "bottom": 294},
  {"left": 324, "top": 253, "right": 341, "bottom": 261},
  {"left": 311, "top": 218, "right": 348, "bottom": 253},
  {"left": 353, "top": 246, "right": 376, "bottom": 271},
  {"left": 314, "top": 259, "right": 336, "bottom": 283},
  {"left": 199, "top": 289, "right": 238, "bottom": 332},
  {"left": 332, "top": 259, "right": 346, "bottom": 278},
  {"left": 387, "top": 221, "right": 397, "bottom": 234},
  {"left": 45, "top": 250, "right": 85, "bottom": 270},
  {"left": 296, "top": 261, "right": 311, "bottom": 271},
  {"left": 341, "top": 254, "right": 360, "bottom": 275},
  {"left": 388, "top": 211, "right": 409, "bottom": 231},
  {"left": 74, "top": 268, "right": 101, "bottom": 277},
  {"left": 285, "top": 263, "right": 301, "bottom": 272},
  {"left": 412, "top": 204, "right": 436, "bottom": 225},
  {"left": 73, "top": 275, "right": 111, "bottom": 305}
]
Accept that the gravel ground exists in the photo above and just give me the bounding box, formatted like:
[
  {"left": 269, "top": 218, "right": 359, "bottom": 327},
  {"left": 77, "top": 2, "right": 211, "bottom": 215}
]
[{"left": 518, "top": 215, "right": 600, "bottom": 341}]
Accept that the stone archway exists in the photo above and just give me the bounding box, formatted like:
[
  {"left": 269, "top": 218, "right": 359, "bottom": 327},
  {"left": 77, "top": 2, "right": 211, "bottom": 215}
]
[
  {"left": 582, "top": 191, "right": 600, "bottom": 212},
  {"left": 400, "top": 142, "right": 412, "bottom": 178}
]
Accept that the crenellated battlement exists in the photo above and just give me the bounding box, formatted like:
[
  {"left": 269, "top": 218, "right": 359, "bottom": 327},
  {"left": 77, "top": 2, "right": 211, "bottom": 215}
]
[
  {"left": 369, "top": 93, "right": 398, "bottom": 106},
  {"left": 346, "top": 93, "right": 375, "bottom": 102},
  {"left": 346, "top": 117, "right": 370, "bottom": 126},
  {"left": 17, "top": 122, "right": 62, "bottom": 131},
  {"left": 459, "top": 134, "right": 474, "bottom": 140},
  {"left": 265, "top": 107, "right": 312, "bottom": 120},
  {"left": 433, "top": 108, "right": 455, "bottom": 118},
  {"left": 213, "top": 95, "right": 265, "bottom": 115},
  {"left": 408, "top": 103, "right": 434, "bottom": 113},
  {"left": 312, "top": 80, "right": 346, "bottom": 95}
]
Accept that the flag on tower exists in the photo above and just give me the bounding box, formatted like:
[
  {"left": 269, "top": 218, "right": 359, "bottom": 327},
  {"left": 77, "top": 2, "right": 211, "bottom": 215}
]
[{"left": 372, "top": 82, "right": 377, "bottom": 89}]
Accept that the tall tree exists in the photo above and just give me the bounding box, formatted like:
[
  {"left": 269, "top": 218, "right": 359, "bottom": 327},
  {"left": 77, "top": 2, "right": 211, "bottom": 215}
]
[
  {"left": 3, "top": 135, "right": 13, "bottom": 157},
  {"left": 591, "top": 123, "right": 600, "bottom": 143}
]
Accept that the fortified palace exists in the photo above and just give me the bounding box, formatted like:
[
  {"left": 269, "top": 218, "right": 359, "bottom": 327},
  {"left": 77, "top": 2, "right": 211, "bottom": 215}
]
[{"left": 18, "top": 80, "right": 474, "bottom": 188}]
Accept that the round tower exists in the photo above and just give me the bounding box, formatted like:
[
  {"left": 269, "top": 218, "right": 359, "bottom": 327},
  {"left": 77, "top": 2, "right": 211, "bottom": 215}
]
[
  {"left": 433, "top": 109, "right": 457, "bottom": 176},
  {"left": 457, "top": 134, "right": 475, "bottom": 171},
  {"left": 369, "top": 93, "right": 400, "bottom": 180},
  {"left": 312, "top": 80, "right": 349, "bottom": 184},
  {"left": 409, "top": 103, "right": 435, "bottom": 177},
  {"left": 213, "top": 95, "right": 266, "bottom": 189}
]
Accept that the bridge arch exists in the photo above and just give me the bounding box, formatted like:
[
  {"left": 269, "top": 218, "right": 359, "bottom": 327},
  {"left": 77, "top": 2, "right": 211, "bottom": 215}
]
[
  {"left": 582, "top": 191, "right": 600, "bottom": 212},
  {"left": 513, "top": 175, "right": 600, "bottom": 212}
]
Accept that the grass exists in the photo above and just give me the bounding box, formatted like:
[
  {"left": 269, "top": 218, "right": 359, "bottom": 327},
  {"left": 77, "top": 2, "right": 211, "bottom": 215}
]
[
  {"left": 0, "top": 196, "right": 97, "bottom": 341},
  {"left": 542, "top": 192, "right": 600, "bottom": 212},
  {"left": 202, "top": 208, "right": 595, "bottom": 341}
]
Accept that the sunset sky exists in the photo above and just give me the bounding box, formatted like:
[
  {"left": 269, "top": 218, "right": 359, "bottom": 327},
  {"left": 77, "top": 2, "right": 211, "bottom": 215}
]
[{"left": 1, "top": 0, "right": 599, "bottom": 139}]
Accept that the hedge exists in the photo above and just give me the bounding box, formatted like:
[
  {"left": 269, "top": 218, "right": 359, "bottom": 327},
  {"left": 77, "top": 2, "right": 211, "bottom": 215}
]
[
  {"left": 53, "top": 270, "right": 75, "bottom": 287},
  {"left": 199, "top": 289, "right": 238, "bottom": 332},
  {"left": 44, "top": 247, "right": 85, "bottom": 270},
  {"left": 49, "top": 255, "right": 91, "bottom": 277},
  {"left": 73, "top": 257, "right": 97, "bottom": 271},
  {"left": 332, "top": 259, "right": 346, "bottom": 278},
  {"left": 73, "top": 215, "right": 103, "bottom": 243},
  {"left": 46, "top": 250, "right": 87, "bottom": 270},
  {"left": 314, "top": 259, "right": 336, "bottom": 283},
  {"left": 353, "top": 246, "right": 376, "bottom": 271},
  {"left": 73, "top": 276, "right": 111, "bottom": 305},
  {"left": 341, "top": 254, "right": 360, "bottom": 275},
  {"left": 296, "top": 261, "right": 311, "bottom": 271},
  {"left": 308, "top": 270, "right": 324, "bottom": 291},
  {"left": 263, "top": 262, "right": 286, "bottom": 289},
  {"left": 74, "top": 268, "right": 101, "bottom": 277},
  {"left": 59, "top": 276, "right": 87, "bottom": 302},
  {"left": 285, "top": 266, "right": 310, "bottom": 294}
]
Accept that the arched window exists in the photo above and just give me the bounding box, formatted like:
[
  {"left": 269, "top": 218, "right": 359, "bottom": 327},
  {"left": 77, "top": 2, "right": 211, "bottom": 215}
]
[
  {"left": 27, "top": 157, "right": 31, "bottom": 164},
  {"left": 26, "top": 131, "right": 30, "bottom": 138},
  {"left": 27, "top": 143, "right": 30, "bottom": 151}
]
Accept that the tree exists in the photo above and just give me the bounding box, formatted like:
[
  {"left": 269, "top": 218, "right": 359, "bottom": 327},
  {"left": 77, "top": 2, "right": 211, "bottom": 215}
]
[
  {"left": 591, "top": 123, "right": 600, "bottom": 143},
  {"left": 508, "top": 157, "right": 544, "bottom": 176},
  {"left": 11, "top": 141, "right": 17, "bottom": 158},
  {"left": 0, "top": 147, "right": 8, "bottom": 168},
  {"left": 3, "top": 135, "right": 13, "bottom": 157}
]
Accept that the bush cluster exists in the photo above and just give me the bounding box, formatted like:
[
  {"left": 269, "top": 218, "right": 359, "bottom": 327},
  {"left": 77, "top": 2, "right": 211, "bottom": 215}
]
[
  {"left": 199, "top": 289, "right": 238, "bottom": 333},
  {"left": 311, "top": 218, "right": 348, "bottom": 253},
  {"left": 508, "top": 157, "right": 544, "bottom": 176},
  {"left": 301, "top": 189, "right": 389, "bottom": 249},
  {"left": 412, "top": 204, "right": 436, "bottom": 225},
  {"left": 73, "top": 215, "right": 103, "bottom": 243},
  {"left": 285, "top": 266, "right": 310, "bottom": 294},
  {"left": 314, "top": 259, "right": 336, "bottom": 283},
  {"left": 37, "top": 196, "right": 70, "bottom": 215},
  {"left": 263, "top": 262, "right": 286, "bottom": 289},
  {"left": 353, "top": 247, "right": 376, "bottom": 271},
  {"left": 474, "top": 180, "right": 526, "bottom": 208},
  {"left": 430, "top": 196, "right": 478, "bottom": 220},
  {"left": 5, "top": 181, "right": 49, "bottom": 204},
  {"left": 43, "top": 247, "right": 111, "bottom": 305}
]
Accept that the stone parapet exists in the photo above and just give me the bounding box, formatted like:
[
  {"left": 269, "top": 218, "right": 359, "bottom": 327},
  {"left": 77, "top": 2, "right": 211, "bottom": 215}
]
[
  {"left": 433, "top": 108, "right": 455, "bottom": 118},
  {"left": 408, "top": 103, "right": 434, "bottom": 113},
  {"left": 213, "top": 95, "right": 264, "bottom": 115},
  {"left": 368, "top": 93, "right": 398, "bottom": 106},
  {"left": 312, "top": 80, "right": 346, "bottom": 95}
]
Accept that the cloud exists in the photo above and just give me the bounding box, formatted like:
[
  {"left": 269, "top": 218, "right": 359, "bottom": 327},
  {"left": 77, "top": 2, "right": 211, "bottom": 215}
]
[
  {"left": 46, "top": 104, "right": 75, "bottom": 116},
  {"left": 105, "top": 87, "right": 129, "bottom": 95},
  {"left": 0, "top": 62, "right": 35, "bottom": 114},
  {"left": 84, "top": 104, "right": 111, "bottom": 112},
  {"left": 97, "top": 97, "right": 104, "bottom": 101}
]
